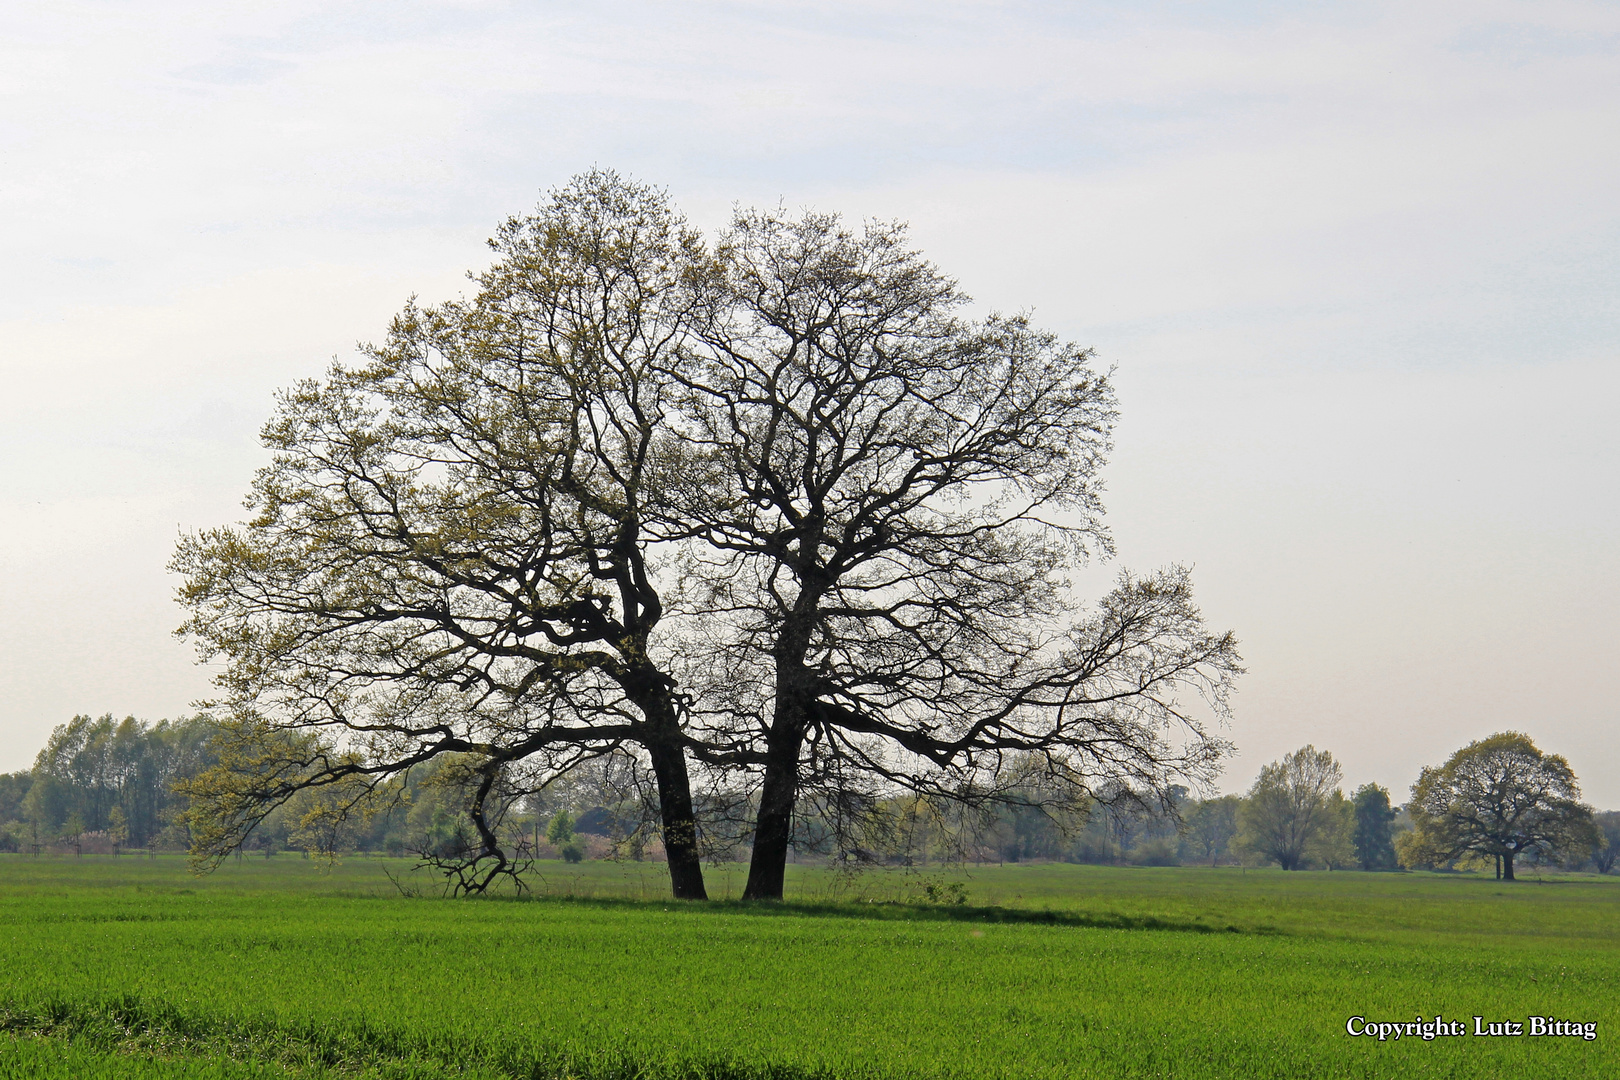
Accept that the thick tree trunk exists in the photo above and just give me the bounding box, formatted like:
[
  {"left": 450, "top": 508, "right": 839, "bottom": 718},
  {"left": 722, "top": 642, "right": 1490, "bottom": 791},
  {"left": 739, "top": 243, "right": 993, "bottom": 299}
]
[
  {"left": 743, "top": 701, "right": 809, "bottom": 900},
  {"left": 743, "top": 603, "right": 822, "bottom": 901},
  {"left": 646, "top": 737, "right": 707, "bottom": 900},
  {"left": 1502, "top": 852, "right": 1516, "bottom": 881},
  {"left": 635, "top": 692, "right": 708, "bottom": 901},
  {"left": 742, "top": 760, "right": 797, "bottom": 899}
]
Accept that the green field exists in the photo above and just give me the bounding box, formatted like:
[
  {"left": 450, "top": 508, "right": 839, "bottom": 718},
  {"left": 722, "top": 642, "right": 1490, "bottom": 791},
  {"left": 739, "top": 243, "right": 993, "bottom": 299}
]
[{"left": 1, "top": 856, "right": 1614, "bottom": 1078}]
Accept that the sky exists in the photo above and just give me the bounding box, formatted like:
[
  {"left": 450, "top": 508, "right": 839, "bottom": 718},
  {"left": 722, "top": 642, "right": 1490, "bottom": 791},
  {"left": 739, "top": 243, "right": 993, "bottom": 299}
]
[{"left": 2, "top": 0, "right": 1616, "bottom": 805}]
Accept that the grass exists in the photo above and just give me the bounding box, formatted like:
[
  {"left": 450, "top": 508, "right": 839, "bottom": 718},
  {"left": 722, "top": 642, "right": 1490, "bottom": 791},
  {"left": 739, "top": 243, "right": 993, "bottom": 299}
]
[{"left": 0, "top": 854, "right": 1615, "bottom": 1078}]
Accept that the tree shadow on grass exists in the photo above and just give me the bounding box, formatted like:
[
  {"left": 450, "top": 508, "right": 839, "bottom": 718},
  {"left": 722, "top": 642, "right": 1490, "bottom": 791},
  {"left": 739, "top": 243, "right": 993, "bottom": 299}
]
[
  {"left": 465, "top": 891, "right": 1282, "bottom": 935},
  {"left": 710, "top": 898, "right": 1280, "bottom": 934}
]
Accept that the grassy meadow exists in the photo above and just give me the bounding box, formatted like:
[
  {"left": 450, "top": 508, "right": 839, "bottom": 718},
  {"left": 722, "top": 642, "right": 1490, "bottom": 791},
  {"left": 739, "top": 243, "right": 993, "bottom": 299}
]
[{"left": 0, "top": 855, "right": 1614, "bottom": 1079}]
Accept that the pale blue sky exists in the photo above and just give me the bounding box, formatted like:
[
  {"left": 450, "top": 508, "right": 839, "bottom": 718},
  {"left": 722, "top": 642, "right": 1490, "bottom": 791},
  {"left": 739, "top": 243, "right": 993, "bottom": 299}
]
[{"left": 3, "top": 0, "right": 1616, "bottom": 803}]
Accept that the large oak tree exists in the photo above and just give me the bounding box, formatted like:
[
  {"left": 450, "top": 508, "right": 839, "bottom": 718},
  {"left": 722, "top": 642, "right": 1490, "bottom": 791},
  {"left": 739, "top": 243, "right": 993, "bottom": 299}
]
[
  {"left": 178, "top": 174, "right": 1242, "bottom": 901},
  {"left": 668, "top": 208, "right": 1242, "bottom": 899},
  {"left": 175, "top": 171, "right": 712, "bottom": 897}
]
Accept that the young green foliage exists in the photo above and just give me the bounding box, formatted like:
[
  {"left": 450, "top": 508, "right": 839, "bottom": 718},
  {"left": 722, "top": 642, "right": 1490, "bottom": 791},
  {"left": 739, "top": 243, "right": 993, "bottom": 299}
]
[{"left": 1406, "top": 731, "right": 1598, "bottom": 880}]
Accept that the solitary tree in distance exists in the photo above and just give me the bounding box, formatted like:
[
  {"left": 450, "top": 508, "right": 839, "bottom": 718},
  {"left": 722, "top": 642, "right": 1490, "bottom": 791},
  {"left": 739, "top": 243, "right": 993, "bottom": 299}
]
[
  {"left": 546, "top": 810, "right": 575, "bottom": 847},
  {"left": 1406, "top": 732, "right": 1597, "bottom": 881}
]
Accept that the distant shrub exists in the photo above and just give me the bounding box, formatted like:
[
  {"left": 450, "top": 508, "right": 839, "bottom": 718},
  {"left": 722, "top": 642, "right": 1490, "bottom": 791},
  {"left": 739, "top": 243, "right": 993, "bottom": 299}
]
[
  {"left": 1129, "top": 837, "right": 1181, "bottom": 867},
  {"left": 920, "top": 880, "right": 968, "bottom": 906}
]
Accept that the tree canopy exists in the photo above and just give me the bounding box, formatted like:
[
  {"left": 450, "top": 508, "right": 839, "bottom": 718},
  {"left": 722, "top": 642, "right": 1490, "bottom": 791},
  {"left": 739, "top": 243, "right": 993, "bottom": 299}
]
[
  {"left": 173, "top": 170, "right": 1242, "bottom": 899},
  {"left": 667, "top": 206, "right": 1239, "bottom": 898},
  {"left": 174, "top": 172, "right": 712, "bottom": 896},
  {"left": 1405, "top": 731, "right": 1597, "bottom": 880},
  {"left": 1238, "top": 745, "right": 1350, "bottom": 871}
]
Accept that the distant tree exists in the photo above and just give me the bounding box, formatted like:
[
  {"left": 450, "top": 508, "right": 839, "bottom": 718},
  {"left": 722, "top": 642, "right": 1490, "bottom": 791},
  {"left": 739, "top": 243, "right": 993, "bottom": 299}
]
[
  {"left": 1594, "top": 811, "right": 1620, "bottom": 875},
  {"left": 1351, "top": 783, "right": 1399, "bottom": 871},
  {"left": 1317, "top": 792, "right": 1357, "bottom": 870},
  {"left": 546, "top": 809, "right": 576, "bottom": 846},
  {"left": 0, "top": 771, "right": 32, "bottom": 824},
  {"left": 1238, "top": 746, "right": 1346, "bottom": 871},
  {"left": 1406, "top": 732, "right": 1598, "bottom": 881},
  {"left": 1183, "top": 795, "right": 1240, "bottom": 867},
  {"left": 107, "top": 806, "right": 129, "bottom": 855},
  {"left": 61, "top": 812, "right": 86, "bottom": 856},
  {"left": 546, "top": 809, "right": 587, "bottom": 863}
]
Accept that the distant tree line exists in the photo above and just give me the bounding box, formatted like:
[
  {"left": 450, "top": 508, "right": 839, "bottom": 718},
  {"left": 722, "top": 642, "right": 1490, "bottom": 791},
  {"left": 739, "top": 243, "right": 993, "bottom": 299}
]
[
  {"left": 816, "top": 733, "right": 1611, "bottom": 876},
  {"left": 0, "top": 715, "right": 688, "bottom": 864},
  {"left": 0, "top": 714, "right": 216, "bottom": 854},
  {"left": 5, "top": 715, "right": 1611, "bottom": 880}
]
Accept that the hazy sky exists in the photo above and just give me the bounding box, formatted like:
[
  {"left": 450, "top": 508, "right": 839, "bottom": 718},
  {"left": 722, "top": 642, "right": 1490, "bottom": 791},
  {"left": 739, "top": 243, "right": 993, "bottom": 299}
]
[{"left": 3, "top": 1, "right": 1616, "bottom": 805}]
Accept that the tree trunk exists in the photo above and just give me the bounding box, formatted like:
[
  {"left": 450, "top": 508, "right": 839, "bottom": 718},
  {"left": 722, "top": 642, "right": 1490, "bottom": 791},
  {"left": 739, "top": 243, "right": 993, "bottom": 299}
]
[
  {"left": 743, "top": 606, "right": 822, "bottom": 901},
  {"left": 645, "top": 729, "right": 707, "bottom": 901},
  {"left": 743, "top": 701, "right": 809, "bottom": 900},
  {"left": 1502, "top": 852, "right": 1516, "bottom": 881},
  {"left": 743, "top": 758, "right": 797, "bottom": 899},
  {"left": 630, "top": 686, "right": 707, "bottom": 901}
]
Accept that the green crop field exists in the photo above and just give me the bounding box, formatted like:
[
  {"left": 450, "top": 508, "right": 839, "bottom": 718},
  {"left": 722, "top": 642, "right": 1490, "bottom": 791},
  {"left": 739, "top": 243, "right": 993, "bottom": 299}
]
[{"left": 0, "top": 856, "right": 1614, "bottom": 1079}]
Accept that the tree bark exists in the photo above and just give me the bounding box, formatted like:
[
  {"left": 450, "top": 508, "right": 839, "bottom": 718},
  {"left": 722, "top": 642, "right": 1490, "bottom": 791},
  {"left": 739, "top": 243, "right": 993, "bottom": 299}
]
[
  {"left": 646, "top": 728, "right": 707, "bottom": 900},
  {"left": 629, "top": 683, "right": 708, "bottom": 900},
  {"left": 743, "top": 700, "right": 809, "bottom": 900},
  {"left": 1502, "top": 852, "right": 1516, "bottom": 881}
]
